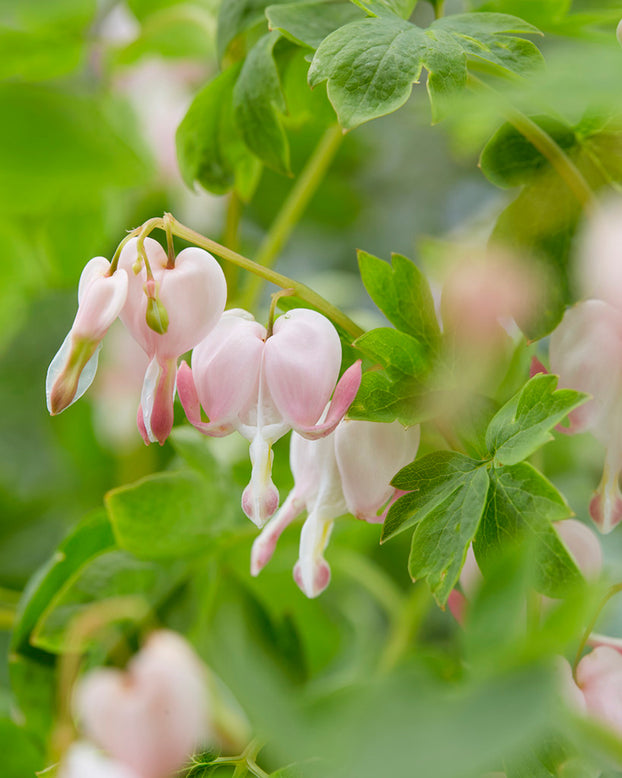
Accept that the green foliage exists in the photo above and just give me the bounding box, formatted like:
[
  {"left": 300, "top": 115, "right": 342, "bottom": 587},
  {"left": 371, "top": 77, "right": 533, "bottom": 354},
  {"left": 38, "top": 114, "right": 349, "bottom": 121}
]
[
  {"left": 233, "top": 32, "right": 291, "bottom": 174},
  {"left": 266, "top": 2, "right": 364, "bottom": 50},
  {"left": 485, "top": 373, "right": 587, "bottom": 466},
  {"left": 308, "top": 13, "right": 542, "bottom": 128},
  {"left": 0, "top": 718, "right": 44, "bottom": 778}
]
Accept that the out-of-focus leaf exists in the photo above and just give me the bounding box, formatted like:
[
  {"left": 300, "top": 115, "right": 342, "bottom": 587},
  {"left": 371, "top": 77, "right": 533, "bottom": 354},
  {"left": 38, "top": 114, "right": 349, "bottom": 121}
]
[
  {"left": 0, "top": 84, "right": 149, "bottom": 215},
  {"left": 350, "top": 0, "right": 417, "bottom": 18},
  {"left": 30, "top": 550, "right": 185, "bottom": 653},
  {"left": 177, "top": 63, "right": 262, "bottom": 199},
  {"left": 233, "top": 32, "right": 291, "bottom": 174},
  {"left": 267, "top": 2, "right": 363, "bottom": 49},
  {"left": 357, "top": 251, "right": 440, "bottom": 350},
  {"left": 106, "top": 468, "right": 234, "bottom": 560},
  {"left": 0, "top": 27, "right": 83, "bottom": 80},
  {"left": 474, "top": 463, "right": 581, "bottom": 597},
  {"left": 346, "top": 370, "right": 426, "bottom": 425},
  {"left": 485, "top": 374, "right": 587, "bottom": 466},
  {"left": 217, "top": 0, "right": 291, "bottom": 62},
  {"left": 0, "top": 718, "right": 43, "bottom": 778},
  {"left": 11, "top": 510, "right": 114, "bottom": 655},
  {"left": 308, "top": 13, "right": 542, "bottom": 129},
  {"left": 408, "top": 465, "right": 489, "bottom": 605},
  {"left": 384, "top": 451, "right": 484, "bottom": 541},
  {"left": 12, "top": 0, "right": 96, "bottom": 32},
  {"left": 7, "top": 654, "right": 55, "bottom": 747}
]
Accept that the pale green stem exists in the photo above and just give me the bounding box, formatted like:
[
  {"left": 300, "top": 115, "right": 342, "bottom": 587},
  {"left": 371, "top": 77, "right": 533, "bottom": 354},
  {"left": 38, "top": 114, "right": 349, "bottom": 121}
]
[
  {"left": 434, "top": 0, "right": 445, "bottom": 19},
  {"left": 164, "top": 215, "right": 364, "bottom": 339},
  {"left": 266, "top": 288, "right": 295, "bottom": 336},
  {"left": 467, "top": 74, "right": 596, "bottom": 212},
  {"left": 242, "top": 124, "right": 344, "bottom": 310},
  {"left": 573, "top": 582, "right": 622, "bottom": 675}
]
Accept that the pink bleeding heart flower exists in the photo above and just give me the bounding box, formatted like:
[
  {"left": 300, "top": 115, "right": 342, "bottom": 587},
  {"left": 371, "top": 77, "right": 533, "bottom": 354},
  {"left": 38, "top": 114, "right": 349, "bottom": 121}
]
[
  {"left": 177, "top": 308, "right": 362, "bottom": 527},
  {"left": 74, "top": 630, "right": 209, "bottom": 778},
  {"left": 549, "top": 300, "right": 622, "bottom": 533},
  {"left": 250, "top": 418, "right": 420, "bottom": 598},
  {"left": 118, "top": 237, "right": 226, "bottom": 446},
  {"left": 564, "top": 646, "right": 622, "bottom": 735},
  {"left": 46, "top": 257, "right": 128, "bottom": 415},
  {"left": 59, "top": 743, "right": 141, "bottom": 778}
]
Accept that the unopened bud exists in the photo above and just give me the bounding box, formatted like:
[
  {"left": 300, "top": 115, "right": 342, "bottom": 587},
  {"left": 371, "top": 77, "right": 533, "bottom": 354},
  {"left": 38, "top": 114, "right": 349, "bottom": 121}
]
[{"left": 145, "top": 296, "right": 169, "bottom": 334}]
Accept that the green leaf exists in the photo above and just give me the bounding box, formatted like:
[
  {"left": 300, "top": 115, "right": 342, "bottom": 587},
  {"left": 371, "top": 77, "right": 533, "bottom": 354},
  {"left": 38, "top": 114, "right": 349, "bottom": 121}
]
[
  {"left": 346, "top": 370, "right": 426, "bottom": 425},
  {"left": 0, "top": 719, "right": 43, "bottom": 778},
  {"left": 485, "top": 373, "right": 587, "bottom": 465},
  {"left": 408, "top": 466, "right": 490, "bottom": 605},
  {"left": 266, "top": 2, "right": 364, "bottom": 50},
  {"left": 0, "top": 27, "right": 83, "bottom": 81},
  {"left": 350, "top": 0, "right": 418, "bottom": 18},
  {"left": 473, "top": 463, "right": 581, "bottom": 597},
  {"left": 11, "top": 509, "right": 115, "bottom": 655},
  {"left": 383, "top": 451, "right": 484, "bottom": 541},
  {"left": 480, "top": 116, "right": 577, "bottom": 189},
  {"left": 308, "top": 13, "right": 541, "bottom": 129},
  {"left": 217, "top": 0, "right": 268, "bottom": 62},
  {"left": 176, "top": 63, "right": 261, "bottom": 199},
  {"left": 354, "top": 327, "right": 430, "bottom": 378},
  {"left": 357, "top": 251, "right": 440, "bottom": 350},
  {"left": 233, "top": 32, "right": 291, "bottom": 174},
  {"left": 13, "top": 0, "right": 96, "bottom": 33},
  {"left": 106, "top": 469, "right": 234, "bottom": 560},
  {"left": 31, "top": 550, "right": 186, "bottom": 653}
]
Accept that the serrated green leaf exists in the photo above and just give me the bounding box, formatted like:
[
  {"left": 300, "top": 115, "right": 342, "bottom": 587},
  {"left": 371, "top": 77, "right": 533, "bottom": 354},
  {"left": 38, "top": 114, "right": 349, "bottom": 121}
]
[
  {"left": 354, "top": 327, "right": 430, "bottom": 377},
  {"left": 11, "top": 510, "right": 115, "bottom": 655},
  {"left": 384, "top": 451, "right": 483, "bottom": 541},
  {"left": 473, "top": 462, "right": 581, "bottom": 597},
  {"left": 267, "top": 2, "right": 364, "bottom": 49},
  {"left": 485, "top": 373, "right": 587, "bottom": 465},
  {"left": 480, "top": 116, "right": 577, "bottom": 189},
  {"left": 408, "top": 466, "right": 490, "bottom": 605},
  {"left": 106, "top": 469, "right": 233, "bottom": 560},
  {"left": 233, "top": 32, "right": 291, "bottom": 174},
  {"left": 176, "top": 64, "right": 261, "bottom": 200},
  {"left": 346, "top": 370, "right": 425, "bottom": 425},
  {"left": 357, "top": 251, "right": 440, "bottom": 350},
  {"left": 308, "top": 12, "right": 541, "bottom": 129}
]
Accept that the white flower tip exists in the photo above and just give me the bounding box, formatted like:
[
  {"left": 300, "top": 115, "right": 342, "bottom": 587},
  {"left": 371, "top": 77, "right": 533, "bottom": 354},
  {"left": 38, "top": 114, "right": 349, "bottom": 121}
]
[{"left": 293, "top": 558, "right": 331, "bottom": 599}]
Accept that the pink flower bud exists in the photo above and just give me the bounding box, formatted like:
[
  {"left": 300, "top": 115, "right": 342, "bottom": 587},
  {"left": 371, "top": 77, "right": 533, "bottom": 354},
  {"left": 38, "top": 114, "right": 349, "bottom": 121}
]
[
  {"left": 46, "top": 257, "right": 128, "bottom": 415},
  {"left": 75, "top": 630, "right": 209, "bottom": 778},
  {"left": 118, "top": 238, "right": 227, "bottom": 445},
  {"left": 60, "top": 743, "right": 140, "bottom": 778},
  {"left": 251, "top": 418, "right": 420, "bottom": 597},
  {"left": 575, "top": 646, "right": 622, "bottom": 735}
]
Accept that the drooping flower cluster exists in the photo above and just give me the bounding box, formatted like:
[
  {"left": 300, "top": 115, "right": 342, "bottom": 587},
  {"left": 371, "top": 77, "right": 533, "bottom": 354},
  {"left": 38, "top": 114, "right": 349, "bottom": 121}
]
[
  {"left": 547, "top": 199, "right": 622, "bottom": 533},
  {"left": 59, "top": 630, "right": 209, "bottom": 778}
]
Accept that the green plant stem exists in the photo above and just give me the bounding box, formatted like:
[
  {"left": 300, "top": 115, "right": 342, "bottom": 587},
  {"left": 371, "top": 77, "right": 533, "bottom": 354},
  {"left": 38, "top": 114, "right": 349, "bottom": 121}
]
[
  {"left": 165, "top": 215, "right": 364, "bottom": 339},
  {"left": 242, "top": 124, "right": 344, "bottom": 310},
  {"left": 434, "top": 0, "right": 445, "bottom": 19},
  {"left": 467, "top": 74, "right": 596, "bottom": 211},
  {"left": 573, "top": 582, "right": 622, "bottom": 675}
]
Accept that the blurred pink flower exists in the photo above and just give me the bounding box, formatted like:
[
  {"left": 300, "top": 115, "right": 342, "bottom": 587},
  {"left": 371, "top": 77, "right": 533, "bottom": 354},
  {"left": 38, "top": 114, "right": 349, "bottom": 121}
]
[
  {"left": 251, "top": 418, "right": 420, "bottom": 598},
  {"left": 46, "top": 257, "right": 128, "bottom": 415},
  {"left": 178, "top": 308, "right": 362, "bottom": 527},
  {"left": 60, "top": 742, "right": 140, "bottom": 778},
  {"left": 74, "top": 630, "right": 209, "bottom": 778},
  {"left": 118, "top": 236, "right": 226, "bottom": 445},
  {"left": 561, "top": 646, "right": 622, "bottom": 736}
]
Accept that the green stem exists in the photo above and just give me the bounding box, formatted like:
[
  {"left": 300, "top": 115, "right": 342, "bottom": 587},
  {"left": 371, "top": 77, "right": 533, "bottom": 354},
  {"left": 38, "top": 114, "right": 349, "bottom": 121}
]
[
  {"left": 573, "top": 582, "right": 622, "bottom": 675},
  {"left": 434, "top": 0, "right": 445, "bottom": 19},
  {"left": 242, "top": 124, "right": 344, "bottom": 310},
  {"left": 166, "top": 216, "right": 364, "bottom": 339},
  {"left": 164, "top": 211, "right": 176, "bottom": 268},
  {"left": 467, "top": 74, "right": 596, "bottom": 211}
]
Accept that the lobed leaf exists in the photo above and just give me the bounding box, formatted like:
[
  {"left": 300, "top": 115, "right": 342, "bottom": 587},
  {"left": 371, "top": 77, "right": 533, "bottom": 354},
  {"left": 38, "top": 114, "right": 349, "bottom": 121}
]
[
  {"left": 485, "top": 373, "right": 587, "bottom": 465},
  {"left": 408, "top": 466, "right": 490, "bottom": 606},
  {"left": 267, "top": 2, "right": 364, "bottom": 50}
]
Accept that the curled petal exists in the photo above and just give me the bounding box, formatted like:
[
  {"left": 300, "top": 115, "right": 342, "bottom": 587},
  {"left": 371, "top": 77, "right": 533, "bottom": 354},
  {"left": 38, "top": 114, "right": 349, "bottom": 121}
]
[
  {"left": 293, "top": 509, "right": 334, "bottom": 598},
  {"left": 293, "top": 361, "right": 362, "bottom": 440},
  {"left": 139, "top": 356, "right": 177, "bottom": 445},
  {"left": 46, "top": 335, "right": 102, "bottom": 415},
  {"left": 554, "top": 519, "right": 602, "bottom": 579},
  {"left": 264, "top": 309, "right": 343, "bottom": 429},
  {"left": 335, "top": 418, "right": 419, "bottom": 521},
  {"left": 241, "top": 433, "right": 280, "bottom": 527},
  {"left": 177, "top": 362, "right": 234, "bottom": 437},
  {"left": 251, "top": 490, "right": 306, "bottom": 576}
]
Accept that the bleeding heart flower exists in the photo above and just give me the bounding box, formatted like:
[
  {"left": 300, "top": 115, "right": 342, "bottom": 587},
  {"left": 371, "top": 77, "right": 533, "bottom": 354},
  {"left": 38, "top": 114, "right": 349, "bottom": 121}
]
[
  {"left": 59, "top": 743, "right": 141, "bottom": 778},
  {"left": 561, "top": 646, "right": 622, "bottom": 736},
  {"left": 178, "top": 308, "right": 362, "bottom": 527},
  {"left": 74, "top": 630, "right": 209, "bottom": 778},
  {"left": 46, "top": 257, "right": 128, "bottom": 415},
  {"left": 250, "top": 418, "right": 420, "bottom": 598},
  {"left": 118, "top": 237, "right": 227, "bottom": 446}
]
